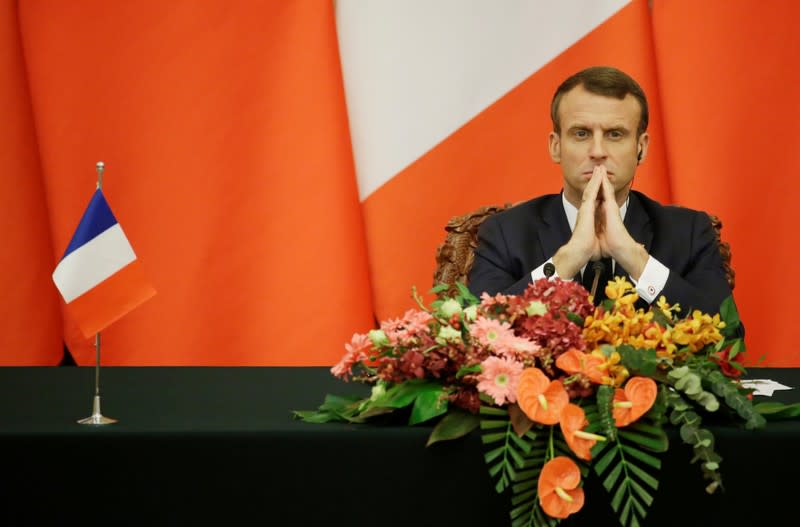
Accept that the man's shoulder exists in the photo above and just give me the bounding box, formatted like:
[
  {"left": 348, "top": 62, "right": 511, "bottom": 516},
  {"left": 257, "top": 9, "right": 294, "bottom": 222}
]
[
  {"left": 631, "top": 190, "right": 711, "bottom": 222},
  {"left": 488, "top": 193, "right": 561, "bottom": 224}
]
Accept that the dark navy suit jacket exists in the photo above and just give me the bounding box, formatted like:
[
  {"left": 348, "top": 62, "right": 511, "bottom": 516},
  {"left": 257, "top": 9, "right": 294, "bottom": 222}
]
[{"left": 467, "top": 190, "right": 734, "bottom": 316}]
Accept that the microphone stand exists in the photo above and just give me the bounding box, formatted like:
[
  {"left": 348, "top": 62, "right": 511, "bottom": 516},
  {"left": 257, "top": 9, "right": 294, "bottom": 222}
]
[{"left": 590, "top": 260, "right": 606, "bottom": 300}]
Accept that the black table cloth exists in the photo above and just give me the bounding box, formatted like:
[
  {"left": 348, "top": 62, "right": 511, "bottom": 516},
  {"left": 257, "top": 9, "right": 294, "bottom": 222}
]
[{"left": 0, "top": 367, "right": 796, "bottom": 526}]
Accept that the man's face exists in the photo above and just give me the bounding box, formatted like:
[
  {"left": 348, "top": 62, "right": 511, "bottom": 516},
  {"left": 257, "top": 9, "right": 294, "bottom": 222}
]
[{"left": 548, "top": 85, "right": 649, "bottom": 207}]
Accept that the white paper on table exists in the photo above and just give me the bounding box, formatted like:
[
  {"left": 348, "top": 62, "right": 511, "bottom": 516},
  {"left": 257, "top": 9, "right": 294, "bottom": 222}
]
[{"left": 739, "top": 379, "right": 793, "bottom": 397}]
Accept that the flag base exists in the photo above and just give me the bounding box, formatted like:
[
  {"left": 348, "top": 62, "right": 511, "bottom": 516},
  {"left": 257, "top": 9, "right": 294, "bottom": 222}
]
[{"left": 77, "top": 395, "right": 117, "bottom": 425}]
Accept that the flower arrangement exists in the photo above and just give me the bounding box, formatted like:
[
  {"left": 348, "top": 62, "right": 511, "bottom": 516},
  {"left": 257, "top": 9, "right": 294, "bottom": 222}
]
[{"left": 296, "top": 277, "right": 783, "bottom": 527}]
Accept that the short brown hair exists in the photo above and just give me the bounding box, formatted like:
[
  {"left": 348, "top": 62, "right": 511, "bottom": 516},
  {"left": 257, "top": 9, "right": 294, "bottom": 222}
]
[{"left": 550, "top": 66, "right": 649, "bottom": 136}]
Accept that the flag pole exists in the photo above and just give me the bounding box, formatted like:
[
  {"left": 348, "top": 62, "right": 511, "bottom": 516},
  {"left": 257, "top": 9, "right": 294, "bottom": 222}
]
[{"left": 77, "top": 161, "right": 117, "bottom": 425}]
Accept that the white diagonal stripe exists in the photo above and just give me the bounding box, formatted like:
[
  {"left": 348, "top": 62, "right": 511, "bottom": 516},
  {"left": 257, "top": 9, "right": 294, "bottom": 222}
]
[
  {"left": 52, "top": 223, "right": 136, "bottom": 302},
  {"left": 336, "top": 0, "right": 630, "bottom": 200}
]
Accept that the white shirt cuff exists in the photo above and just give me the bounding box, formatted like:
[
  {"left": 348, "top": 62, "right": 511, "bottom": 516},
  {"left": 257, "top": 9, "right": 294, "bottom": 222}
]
[
  {"left": 531, "top": 258, "right": 569, "bottom": 282},
  {"left": 631, "top": 256, "right": 669, "bottom": 303}
]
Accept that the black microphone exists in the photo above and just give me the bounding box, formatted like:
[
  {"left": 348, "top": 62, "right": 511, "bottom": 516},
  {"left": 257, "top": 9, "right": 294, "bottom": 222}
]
[
  {"left": 543, "top": 262, "right": 556, "bottom": 278},
  {"left": 590, "top": 260, "right": 606, "bottom": 300}
]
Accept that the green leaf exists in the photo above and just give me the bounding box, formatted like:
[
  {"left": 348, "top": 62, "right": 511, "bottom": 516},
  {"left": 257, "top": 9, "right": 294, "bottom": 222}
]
[
  {"left": 595, "top": 384, "right": 618, "bottom": 441},
  {"left": 603, "top": 461, "right": 624, "bottom": 492},
  {"left": 409, "top": 386, "right": 448, "bottom": 425},
  {"left": 426, "top": 410, "right": 480, "bottom": 446},
  {"left": 621, "top": 445, "right": 662, "bottom": 470},
  {"left": 453, "top": 281, "right": 477, "bottom": 303},
  {"left": 484, "top": 445, "right": 506, "bottom": 464},
  {"left": 728, "top": 338, "right": 744, "bottom": 360},
  {"left": 292, "top": 410, "right": 343, "bottom": 423},
  {"left": 320, "top": 393, "right": 363, "bottom": 408},
  {"left": 618, "top": 345, "right": 658, "bottom": 376},
  {"left": 627, "top": 462, "right": 659, "bottom": 491},
  {"left": 479, "top": 405, "right": 509, "bottom": 416},
  {"left": 508, "top": 430, "right": 534, "bottom": 455},
  {"left": 628, "top": 420, "right": 666, "bottom": 437},
  {"left": 566, "top": 312, "right": 584, "bottom": 326},
  {"left": 455, "top": 363, "right": 482, "bottom": 379},
  {"left": 481, "top": 432, "right": 507, "bottom": 445},
  {"left": 719, "top": 295, "right": 741, "bottom": 335},
  {"left": 618, "top": 429, "right": 669, "bottom": 453},
  {"left": 480, "top": 419, "right": 509, "bottom": 430},
  {"left": 352, "top": 405, "right": 397, "bottom": 421},
  {"left": 620, "top": 498, "right": 633, "bottom": 526},
  {"left": 597, "top": 426, "right": 663, "bottom": 527},
  {"left": 429, "top": 283, "right": 450, "bottom": 294},
  {"left": 755, "top": 401, "right": 800, "bottom": 419},
  {"left": 488, "top": 461, "right": 504, "bottom": 478},
  {"left": 610, "top": 478, "right": 628, "bottom": 511},
  {"left": 651, "top": 306, "right": 673, "bottom": 328},
  {"left": 371, "top": 380, "right": 432, "bottom": 409},
  {"left": 507, "top": 444, "right": 526, "bottom": 469},
  {"left": 594, "top": 443, "right": 619, "bottom": 475},
  {"left": 510, "top": 489, "right": 536, "bottom": 506},
  {"left": 629, "top": 479, "right": 654, "bottom": 506},
  {"left": 496, "top": 473, "right": 509, "bottom": 494}
]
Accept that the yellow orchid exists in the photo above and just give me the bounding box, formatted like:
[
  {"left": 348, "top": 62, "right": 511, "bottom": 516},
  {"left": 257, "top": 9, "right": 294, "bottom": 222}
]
[
  {"left": 589, "top": 348, "right": 630, "bottom": 387},
  {"left": 656, "top": 296, "right": 681, "bottom": 321},
  {"left": 605, "top": 276, "right": 639, "bottom": 305}
]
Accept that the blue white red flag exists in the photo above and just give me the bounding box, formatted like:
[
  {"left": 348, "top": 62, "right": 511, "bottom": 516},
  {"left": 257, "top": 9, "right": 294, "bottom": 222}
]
[{"left": 52, "top": 189, "right": 155, "bottom": 337}]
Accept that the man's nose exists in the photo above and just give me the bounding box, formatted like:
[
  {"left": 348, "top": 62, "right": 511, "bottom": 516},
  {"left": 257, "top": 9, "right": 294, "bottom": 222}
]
[{"left": 589, "top": 136, "right": 607, "bottom": 159}]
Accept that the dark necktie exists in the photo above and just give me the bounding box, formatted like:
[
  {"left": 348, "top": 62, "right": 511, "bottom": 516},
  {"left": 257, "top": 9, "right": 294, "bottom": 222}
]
[{"left": 581, "top": 257, "right": 613, "bottom": 304}]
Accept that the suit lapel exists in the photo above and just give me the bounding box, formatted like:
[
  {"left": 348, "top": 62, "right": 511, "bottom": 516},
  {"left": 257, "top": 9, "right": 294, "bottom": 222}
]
[
  {"left": 624, "top": 191, "right": 654, "bottom": 250},
  {"left": 617, "top": 191, "right": 654, "bottom": 277},
  {"left": 537, "top": 193, "right": 574, "bottom": 276}
]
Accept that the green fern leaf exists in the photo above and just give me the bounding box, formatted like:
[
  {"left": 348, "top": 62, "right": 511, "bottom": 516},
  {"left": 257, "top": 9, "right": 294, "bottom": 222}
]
[
  {"left": 627, "top": 462, "right": 659, "bottom": 490},
  {"left": 594, "top": 443, "right": 619, "bottom": 475},
  {"left": 628, "top": 479, "right": 654, "bottom": 506},
  {"left": 618, "top": 429, "right": 668, "bottom": 452},
  {"left": 485, "top": 444, "right": 506, "bottom": 464},
  {"left": 621, "top": 444, "right": 662, "bottom": 469},
  {"left": 482, "top": 432, "right": 508, "bottom": 444},
  {"left": 603, "top": 462, "right": 624, "bottom": 492},
  {"left": 594, "top": 417, "right": 664, "bottom": 527}
]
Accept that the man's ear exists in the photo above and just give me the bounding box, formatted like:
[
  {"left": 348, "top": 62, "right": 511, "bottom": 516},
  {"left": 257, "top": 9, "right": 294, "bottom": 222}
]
[
  {"left": 548, "top": 132, "right": 561, "bottom": 163},
  {"left": 636, "top": 132, "right": 650, "bottom": 164}
]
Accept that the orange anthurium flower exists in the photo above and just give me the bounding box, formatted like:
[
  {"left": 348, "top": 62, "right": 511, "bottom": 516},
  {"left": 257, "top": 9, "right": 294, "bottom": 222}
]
[
  {"left": 555, "top": 349, "right": 607, "bottom": 385},
  {"left": 538, "top": 456, "right": 585, "bottom": 519},
  {"left": 612, "top": 376, "right": 658, "bottom": 427},
  {"left": 516, "top": 367, "right": 569, "bottom": 425},
  {"left": 559, "top": 403, "right": 606, "bottom": 461}
]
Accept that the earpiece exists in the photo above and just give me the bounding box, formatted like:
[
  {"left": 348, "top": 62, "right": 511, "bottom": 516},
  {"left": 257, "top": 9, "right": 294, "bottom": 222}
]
[{"left": 637, "top": 149, "right": 643, "bottom": 163}]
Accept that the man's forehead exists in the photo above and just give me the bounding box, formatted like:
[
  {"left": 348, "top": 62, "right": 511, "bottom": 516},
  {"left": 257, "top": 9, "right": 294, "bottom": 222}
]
[{"left": 558, "top": 87, "right": 640, "bottom": 127}]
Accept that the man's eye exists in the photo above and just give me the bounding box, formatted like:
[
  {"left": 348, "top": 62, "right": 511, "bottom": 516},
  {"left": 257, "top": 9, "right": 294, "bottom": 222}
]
[
  {"left": 607, "top": 130, "right": 623, "bottom": 139},
  {"left": 574, "top": 130, "right": 589, "bottom": 139}
]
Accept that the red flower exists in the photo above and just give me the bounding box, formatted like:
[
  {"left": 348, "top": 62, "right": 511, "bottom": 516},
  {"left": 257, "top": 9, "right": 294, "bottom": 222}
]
[
  {"left": 522, "top": 278, "right": 594, "bottom": 319},
  {"left": 712, "top": 346, "right": 742, "bottom": 378}
]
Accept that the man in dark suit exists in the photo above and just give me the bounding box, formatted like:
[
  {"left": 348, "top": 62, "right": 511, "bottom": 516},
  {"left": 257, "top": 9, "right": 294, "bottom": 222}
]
[{"left": 468, "top": 66, "right": 733, "bottom": 316}]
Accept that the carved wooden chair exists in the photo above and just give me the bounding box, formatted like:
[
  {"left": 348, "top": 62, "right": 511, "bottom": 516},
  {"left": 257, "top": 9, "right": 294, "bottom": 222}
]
[{"left": 433, "top": 204, "right": 735, "bottom": 297}]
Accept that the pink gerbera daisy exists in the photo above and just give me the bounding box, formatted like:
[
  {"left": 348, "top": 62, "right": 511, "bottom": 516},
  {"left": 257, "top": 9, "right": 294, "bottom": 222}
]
[
  {"left": 469, "top": 317, "right": 514, "bottom": 349},
  {"left": 331, "top": 333, "right": 371, "bottom": 380},
  {"left": 477, "top": 356, "right": 524, "bottom": 405}
]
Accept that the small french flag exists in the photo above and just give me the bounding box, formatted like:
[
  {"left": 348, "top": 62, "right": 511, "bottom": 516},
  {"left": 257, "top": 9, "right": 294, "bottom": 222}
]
[{"left": 52, "top": 189, "right": 156, "bottom": 338}]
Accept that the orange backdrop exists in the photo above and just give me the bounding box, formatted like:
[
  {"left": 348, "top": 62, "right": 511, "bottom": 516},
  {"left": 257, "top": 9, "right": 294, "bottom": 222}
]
[
  {"left": 5, "top": 0, "right": 374, "bottom": 365},
  {"left": 0, "top": 0, "right": 797, "bottom": 366}
]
